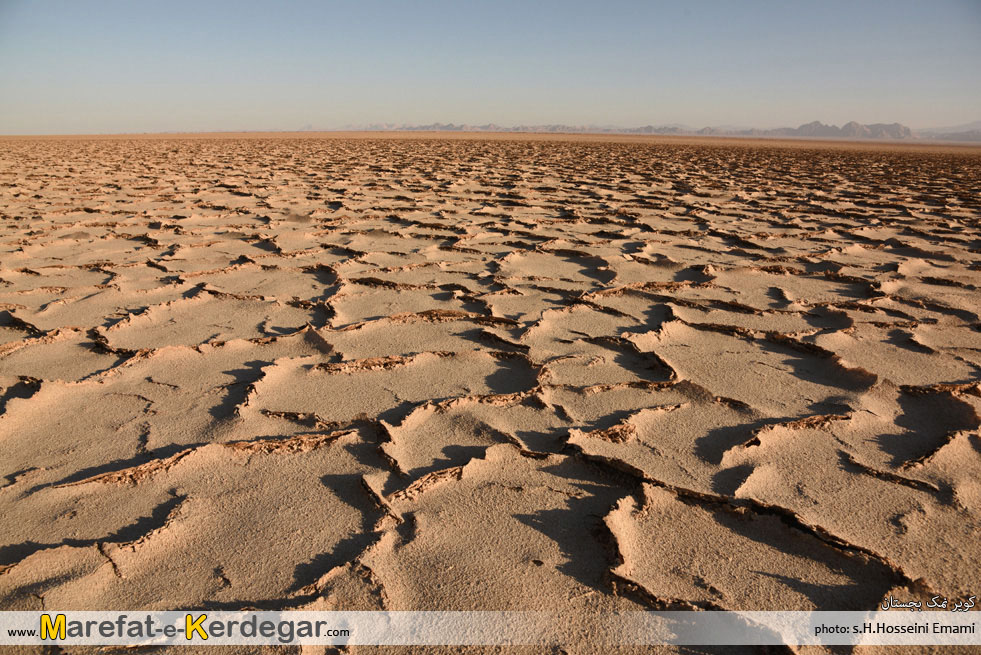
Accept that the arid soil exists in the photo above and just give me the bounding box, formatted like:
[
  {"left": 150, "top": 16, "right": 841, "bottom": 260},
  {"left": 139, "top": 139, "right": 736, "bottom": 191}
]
[{"left": 1, "top": 134, "right": 980, "bottom": 653}]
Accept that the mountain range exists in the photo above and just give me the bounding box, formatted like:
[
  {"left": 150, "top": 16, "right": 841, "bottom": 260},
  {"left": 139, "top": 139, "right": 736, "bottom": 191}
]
[{"left": 336, "top": 121, "right": 981, "bottom": 142}]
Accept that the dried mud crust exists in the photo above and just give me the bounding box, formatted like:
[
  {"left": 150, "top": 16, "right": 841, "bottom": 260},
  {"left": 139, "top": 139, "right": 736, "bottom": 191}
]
[{"left": 1, "top": 135, "right": 980, "bottom": 651}]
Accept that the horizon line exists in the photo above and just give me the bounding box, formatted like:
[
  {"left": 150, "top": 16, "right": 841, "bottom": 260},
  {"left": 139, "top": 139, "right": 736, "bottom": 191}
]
[{"left": 2, "top": 129, "right": 980, "bottom": 148}]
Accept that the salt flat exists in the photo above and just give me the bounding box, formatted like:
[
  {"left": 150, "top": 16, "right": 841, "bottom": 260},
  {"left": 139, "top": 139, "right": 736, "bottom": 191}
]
[{"left": 1, "top": 133, "right": 979, "bottom": 654}]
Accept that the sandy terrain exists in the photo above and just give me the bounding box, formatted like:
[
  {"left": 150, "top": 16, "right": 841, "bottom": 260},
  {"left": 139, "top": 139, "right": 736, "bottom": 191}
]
[{"left": 1, "top": 134, "right": 979, "bottom": 653}]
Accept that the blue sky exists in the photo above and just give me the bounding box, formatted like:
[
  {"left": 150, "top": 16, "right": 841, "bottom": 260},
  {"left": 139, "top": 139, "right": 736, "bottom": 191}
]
[{"left": 0, "top": 0, "right": 978, "bottom": 134}]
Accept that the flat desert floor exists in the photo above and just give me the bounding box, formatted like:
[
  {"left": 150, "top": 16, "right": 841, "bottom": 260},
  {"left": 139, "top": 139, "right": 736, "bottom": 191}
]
[{"left": 1, "top": 134, "right": 980, "bottom": 653}]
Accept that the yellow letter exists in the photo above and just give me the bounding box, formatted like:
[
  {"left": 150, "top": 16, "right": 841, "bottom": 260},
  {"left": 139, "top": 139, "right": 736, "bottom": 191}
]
[
  {"left": 185, "top": 614, "right": 208, "bottom": 640},
  {"left": 40, "top": 614, "right": 66, "bottom": 640}
]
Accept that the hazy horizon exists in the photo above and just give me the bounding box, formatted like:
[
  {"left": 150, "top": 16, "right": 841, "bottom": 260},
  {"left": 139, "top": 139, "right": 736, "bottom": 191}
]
[{"left": 1, "top": 0, "right": 979, "bottom": 135}]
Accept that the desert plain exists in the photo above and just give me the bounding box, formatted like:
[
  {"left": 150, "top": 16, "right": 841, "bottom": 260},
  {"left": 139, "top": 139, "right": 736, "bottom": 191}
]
[{"left": 1, "top": 133, "right": 980, "bottom": 653}]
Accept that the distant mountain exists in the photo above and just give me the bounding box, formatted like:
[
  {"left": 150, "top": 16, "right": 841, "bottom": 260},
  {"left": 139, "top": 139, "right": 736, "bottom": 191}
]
[
  {"left": 756, "top": 121, "right": 912, "bottom": 139},
  {"left": 355, "top": 121, "right": 916, "bottom": 140},
  {"left": 333, "top": 120, "right": 981, "bottom": 142},
  {"left": 916, "top": 120, "right": 981, "bottom": 135},
  {"left": 914, "top": 121, "right": 981, "bottom": 142}
]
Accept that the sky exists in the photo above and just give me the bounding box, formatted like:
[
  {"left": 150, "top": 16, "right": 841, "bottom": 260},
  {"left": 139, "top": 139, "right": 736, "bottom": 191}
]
[{"left": 0, "top": 0, "right": 979, "bottom": 135}]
